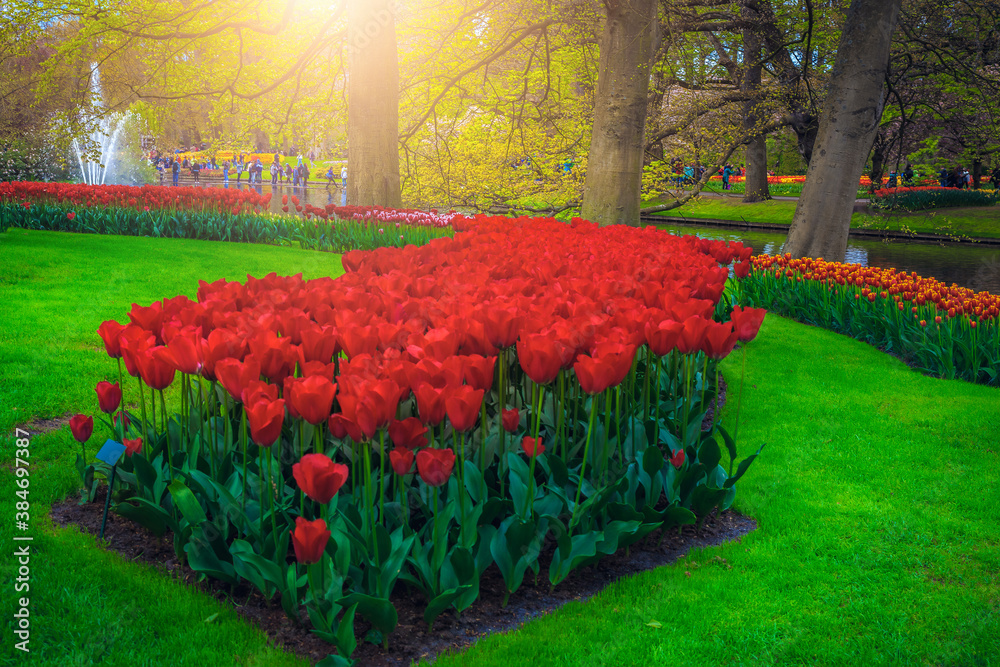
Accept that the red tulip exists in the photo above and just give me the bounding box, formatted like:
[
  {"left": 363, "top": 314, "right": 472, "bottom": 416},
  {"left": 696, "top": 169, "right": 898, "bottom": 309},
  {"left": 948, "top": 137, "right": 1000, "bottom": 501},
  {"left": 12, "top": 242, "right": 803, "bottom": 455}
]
[
  {"left": 462, "top": 355, "right": 496, "bottom": 392},
  {"left": 413, "top": 383, "right": 448, "bottom": 426},
  {"left": 164, "top": 331, "right": 202, "bottom": 374},
  {"left": 201, "top": 328, "right": 245, "bottom": 381},
  {"left": 69, "top": 414, "right": 94, "bottom": 443},
  {"left": 573, "top": 355, "right": 617, "bottom": 395},
  {"left": 480, "top": 305, "right": 522, "bottom": 349},
  {"left": 730, "top": 306, "right": 766, "bottom": 342},
  {"left": 67, "top": 211, "right": 76, "bottom": 221},
  {"left": 445, "top": 385, "right": 484, "bottom": 433},
  {"left": 502, "top": 408, "right": 519, "bottom": 433},
  {"left": 521, "top": 436, "right": 545, "bottom": 457},
  {"left": 95, "top": 381, "right": 122, "bottom": 414},
  {"left": 670, "top": 448, "right": 685, "bottom": 469},
  {"left": 644, "top": 319, "right": 684, "bottom": 357},
  {"left": 677, "top": 317, "right": 713, "bottom": 355},
  {"left": 300, "top": 327, "right": 340, "bottom": 364},
  {"left": 292, "top": 453, "right": 349, "bottom": 504},
  {"left": 328, "top": 414, "right": 363, "bottom": 442},
  {"left": 516, "top": 334, "right": 563, "bottom": 385},
  {"left": 700, "top": 322, "right": 738, "bottom": 360},
  {"left": 287, "top": 375, "right": 338, "bottom": 425},
  {"left": 734, "top": 260, "right": 751, "bottom": 279},
  {"left": 248, "top": 331, "right": 296, "bottom": 384},
  {"left": 124, "top": 437, "right": 143, "bottom": 458},
  {"left": 119, "top": 325, "right": 155, "bottom": 377},
  {"left": 416, "top": 448, "right": 455, "bottom": 487},
  {"left": 389, "top": 448, "right": 415, "bottom": 475},
  {"left": 388, "top": 417, "right": 428, "bottom": 449},
  {"left": 97, "top": 320, "right": 126, "bottom": 358},
  {"left": 128, "top": 302, "right": 164, "bottom": 343},
  {"left": 291, "top": 517, "right": 330, "bottom": 564},
  {"left": 216, "top": 357, "right": 262, "bottom": 402},
  {"left": 246, "top": 399, "right": 285, "bottom": 446},
  {"left": 337, "top": 380, "right": 400, "bottom": 439},
  {"left": 242, "top": 380, "right": 278, "bottom": 407},
  {"left": 139, "top": 347, "right": 178, "bottom": 390}
]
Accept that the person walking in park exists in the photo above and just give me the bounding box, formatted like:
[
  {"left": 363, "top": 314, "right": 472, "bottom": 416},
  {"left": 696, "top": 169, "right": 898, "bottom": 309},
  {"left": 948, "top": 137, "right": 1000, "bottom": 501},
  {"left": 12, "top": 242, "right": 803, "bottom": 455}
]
[
  {"left": 222, "top": 161, "right": 230, "bottom": 187},
  {"left": 236, "top": 159, "right": 244, "bottom": 185},
  {"left": 270, "top": 158, "right": 280, "bottom": 185},
  {"left": 903, "top": 164, "right": 914, "bottom": 185},
  {"left": 341, "top": 165, "right": 347, "bottom": 189},
  {"left": 191, "top": 160, "right": 200, "bottom": 184},
  {"left": 302, "top": 162, "right": 310, "bottom": 188},
  {"left": 722, "top": 164, "right": 733, "bottom": 190},
  {"left": 284, "top": 163, "right": 293, "bottom": 183},
  {"left": 991, "top": 165, "right": 1000, "bottom": 190},
  {"left": 326, "top": 167, "right": 334, "bottom": 187},
  {"left": 171, "top": 159, "right": 180, "bottom": 186}
]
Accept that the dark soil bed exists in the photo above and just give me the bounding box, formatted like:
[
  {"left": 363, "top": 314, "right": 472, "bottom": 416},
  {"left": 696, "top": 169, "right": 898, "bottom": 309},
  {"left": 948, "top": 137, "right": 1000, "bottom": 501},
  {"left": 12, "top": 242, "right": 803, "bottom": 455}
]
[{"left": 51, "top": 490, "right": 754, "bottom": 666}]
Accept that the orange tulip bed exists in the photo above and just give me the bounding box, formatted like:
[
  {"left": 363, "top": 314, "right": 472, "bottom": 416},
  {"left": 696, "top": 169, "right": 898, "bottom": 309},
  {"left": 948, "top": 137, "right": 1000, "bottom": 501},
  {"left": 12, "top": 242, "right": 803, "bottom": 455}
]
[
  {"left": 736, "top": 254, "right": 999, "bottom": 385},
  {"left": 67, "top": 215, "right": 766, "bottom": 664}
]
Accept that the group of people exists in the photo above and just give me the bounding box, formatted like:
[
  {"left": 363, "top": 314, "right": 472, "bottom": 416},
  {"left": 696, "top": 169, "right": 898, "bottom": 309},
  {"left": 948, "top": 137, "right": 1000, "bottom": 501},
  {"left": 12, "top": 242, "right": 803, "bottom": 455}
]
[
  {"left": 935, "top": 165, "right": 1000, "bottom": 190},
  {"left": 153, "top": 151, "right": 350, "bottom": 189}
]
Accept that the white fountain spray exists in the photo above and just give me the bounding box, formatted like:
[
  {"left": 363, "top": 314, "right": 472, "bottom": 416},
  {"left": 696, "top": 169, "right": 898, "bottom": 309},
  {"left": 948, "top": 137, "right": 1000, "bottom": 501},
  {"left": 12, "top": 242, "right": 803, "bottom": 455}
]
[{"left": 71, "top": 65, "right": 132, "bottom": 185}]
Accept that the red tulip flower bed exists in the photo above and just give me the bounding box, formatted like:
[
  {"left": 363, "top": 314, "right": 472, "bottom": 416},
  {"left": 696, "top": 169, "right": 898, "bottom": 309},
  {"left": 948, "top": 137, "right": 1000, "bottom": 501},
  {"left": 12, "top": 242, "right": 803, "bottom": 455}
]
[
  {"left": 869, "top": 185, "right": 999, "bottom": 211},
  {"left": 77, "top": 216, "right": 764, "bottom": 663},
  {"left": 736, "top": 253, "right": 999, "bottom": 385},
  {"left": 0, "top": 182, "right": 451, "bottom": 252}
]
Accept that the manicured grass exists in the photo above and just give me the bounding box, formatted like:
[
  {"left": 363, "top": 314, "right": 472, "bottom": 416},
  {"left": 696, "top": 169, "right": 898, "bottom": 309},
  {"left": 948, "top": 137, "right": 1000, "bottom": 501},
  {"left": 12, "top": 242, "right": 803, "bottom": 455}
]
[
  {"left": 649, "top": 196, "right": 1000, "bottom": 239},
  {"left": 433, "top": 316, "right": 1000, "bottom": 667},
  {"left": 0, "top": 229, "right": 343, "bottom": 666},
  {"left": 2, "top": 229, "right": 998, "bottom": 666}
]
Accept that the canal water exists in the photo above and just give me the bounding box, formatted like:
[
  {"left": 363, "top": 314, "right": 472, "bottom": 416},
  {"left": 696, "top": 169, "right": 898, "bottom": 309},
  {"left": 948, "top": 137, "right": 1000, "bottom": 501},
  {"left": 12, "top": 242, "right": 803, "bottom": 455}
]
[
  {"left": 655, "top": 222, "right": 1000, "bottom": 295},
  {"left": 192, "top": 183, "right": 1000, "bottom": 295}
]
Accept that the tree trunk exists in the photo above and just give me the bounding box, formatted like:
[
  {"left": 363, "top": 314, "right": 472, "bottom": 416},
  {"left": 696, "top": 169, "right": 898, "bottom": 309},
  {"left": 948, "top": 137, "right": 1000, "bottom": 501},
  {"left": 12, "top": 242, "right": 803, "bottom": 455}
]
[
  {"left": 742, "top": 8, "right": 770, "bottom": 203},
  {"left": 868, "top": 131, "right": 887, "bottom": 194},
  {"left": 973, "top": 157, "right": 982, "bottom": 189},
  {"left": 783, "top": 0, "right": 903, "bottom": 261},
  {"left": 347, "top": 0, "right": 401, "bottom": 207},
  {"left": 580, "top": 0, "right": 658, "bottom": 227},
  {"left": 744, "top": 137, "right": 769, "bottom": 202}
]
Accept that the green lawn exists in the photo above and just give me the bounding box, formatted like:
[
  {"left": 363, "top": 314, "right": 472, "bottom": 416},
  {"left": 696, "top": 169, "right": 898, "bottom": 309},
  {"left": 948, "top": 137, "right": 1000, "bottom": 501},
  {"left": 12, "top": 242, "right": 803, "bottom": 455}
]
[
  {"left": 649, "top": 196, "right": 1000, "bottom": 239},
  {"left": 2, "top": 229, "right": 998, "bottom": 666}
]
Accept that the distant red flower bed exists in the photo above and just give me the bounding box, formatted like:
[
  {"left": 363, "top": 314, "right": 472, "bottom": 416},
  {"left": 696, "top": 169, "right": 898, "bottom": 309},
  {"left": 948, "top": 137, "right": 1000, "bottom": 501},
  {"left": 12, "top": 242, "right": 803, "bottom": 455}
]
[{"left": 0, "top": 181, "right": 271, "bottom": 215}]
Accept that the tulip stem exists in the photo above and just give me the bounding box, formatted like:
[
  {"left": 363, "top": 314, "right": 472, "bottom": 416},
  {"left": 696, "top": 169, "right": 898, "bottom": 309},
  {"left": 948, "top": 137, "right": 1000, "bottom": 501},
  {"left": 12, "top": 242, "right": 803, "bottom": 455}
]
[
  {"left": 116, "top": 359, "right": 126, "bottom": 440},
  {"left": 652, "top": 355, "right": 662, "bottom": 447},
  {"left": 642, "top": 350, "right": 651, "bottom": 424},
  {"left": 570, "top": 403, "right": 598, "bottom": 534},
  {"left": 556, "top": 372, "right": 564, "bottom": 458},
  {"left": 136, "top": 377, "right": 147, "bottom": 443},
  {"left": 159, "top": 389, "right": 168, "bottom": 456},
  {"left": 602, "top": 388, "right": 611, "bottom": 484},
  {"left": 299, "top": 420, "right": 307, "bottom": 517},
  {"left": 363, "top": 444, "right": 379, "bottom": 564},
  {"left": 180, "top": 375, "right": 188, "bottom": 460},
  {"left": 379, "top": 430, "right": 386, "bottom": 529},
  {"left": 479, "top": 402, "right": 487, "bottom": 473},
  {"left": 258, "top": 450, "right": 266, "bottom": 547},
  {"left": 498, "top": 349, "right": 506, "bottom": 457},
  {"left": 458, "top": 431, "right": 466, "bottom": 544},
  {"left": 267, "top": 451, "right": 279, "bottom": 554},
  {"left": 240, "top": 409, "right": 248, "bottom": 513}
]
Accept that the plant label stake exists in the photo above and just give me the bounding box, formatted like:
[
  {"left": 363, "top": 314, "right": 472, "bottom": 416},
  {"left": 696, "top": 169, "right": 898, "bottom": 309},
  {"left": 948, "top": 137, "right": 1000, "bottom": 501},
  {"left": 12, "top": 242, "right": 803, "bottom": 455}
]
[{"left": 95, "top": 439, "right": 127, "bottom": 539}]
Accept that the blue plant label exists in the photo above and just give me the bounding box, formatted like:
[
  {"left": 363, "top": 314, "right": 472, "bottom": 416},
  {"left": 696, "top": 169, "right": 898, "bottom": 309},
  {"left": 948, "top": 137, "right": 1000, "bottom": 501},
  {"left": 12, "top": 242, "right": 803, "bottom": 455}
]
[{"left": 95, "top": 439, "right": 126, "bottom": 466}]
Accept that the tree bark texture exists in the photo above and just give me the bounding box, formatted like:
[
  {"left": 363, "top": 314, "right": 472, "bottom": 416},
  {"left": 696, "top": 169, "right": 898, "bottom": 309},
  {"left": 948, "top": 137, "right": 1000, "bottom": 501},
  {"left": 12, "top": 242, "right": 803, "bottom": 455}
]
[
  {"left": 742, "top": 8, "right": 770, "bottom": 203},
  {"left": 783, "top": 0, "right": 903, "bottom": 261},
  {"left": 581, "top": 0, "right": 658, "bottom": 227},
  {"left": 347, "top": 0, "right": 401, "bottom": 207}
]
